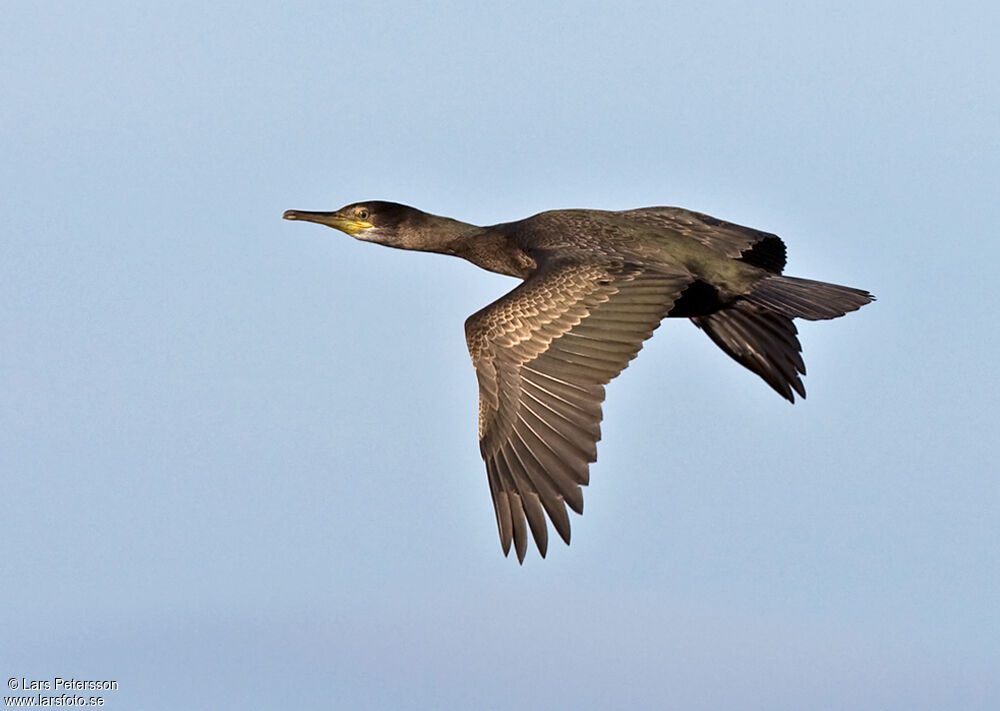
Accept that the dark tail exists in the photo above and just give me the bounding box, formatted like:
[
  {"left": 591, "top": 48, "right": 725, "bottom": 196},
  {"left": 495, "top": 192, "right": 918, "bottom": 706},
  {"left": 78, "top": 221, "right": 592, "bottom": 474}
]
[
  {"left": 744, "top": 275, "right": 873, "bottom": 321},
  {"left": 693, "top": 276, "right": 873, "bottom": 402}
]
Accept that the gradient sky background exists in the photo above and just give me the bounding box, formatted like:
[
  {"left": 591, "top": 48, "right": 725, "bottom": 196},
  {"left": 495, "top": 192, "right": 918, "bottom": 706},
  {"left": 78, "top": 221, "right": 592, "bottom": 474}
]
[{"left": 3, "top": 2, "right": 998, "bottom": 709}]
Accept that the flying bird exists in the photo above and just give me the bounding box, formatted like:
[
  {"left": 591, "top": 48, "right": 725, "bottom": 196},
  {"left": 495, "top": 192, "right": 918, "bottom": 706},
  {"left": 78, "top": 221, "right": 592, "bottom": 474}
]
[{"left": 283, "top": 201, "right": 873, "bottom": 562}]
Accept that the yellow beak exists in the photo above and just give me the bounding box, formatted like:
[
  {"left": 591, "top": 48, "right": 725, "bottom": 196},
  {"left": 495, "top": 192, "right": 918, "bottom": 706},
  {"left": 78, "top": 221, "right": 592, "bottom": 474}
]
[{"left": 283, "top": 210, "right": 373, "bottom": 236}]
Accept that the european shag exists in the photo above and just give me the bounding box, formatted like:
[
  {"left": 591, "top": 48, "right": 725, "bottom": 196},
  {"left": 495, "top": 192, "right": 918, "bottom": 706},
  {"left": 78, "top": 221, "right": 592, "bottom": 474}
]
[{"left": 283, "top": 201, "right": 873, "bottom": 562}]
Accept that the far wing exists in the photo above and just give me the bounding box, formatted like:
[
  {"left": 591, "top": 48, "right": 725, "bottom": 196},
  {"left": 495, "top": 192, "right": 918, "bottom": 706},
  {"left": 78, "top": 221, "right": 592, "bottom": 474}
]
[{"left": 621, "top": 206, "right": 787, "bottom": 273}]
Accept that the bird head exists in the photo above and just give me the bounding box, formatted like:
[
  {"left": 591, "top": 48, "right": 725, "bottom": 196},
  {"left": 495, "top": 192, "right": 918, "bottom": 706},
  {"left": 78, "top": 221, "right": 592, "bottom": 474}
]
[{"left": 283, "top": 201, "right": 442, "bottom": 250}]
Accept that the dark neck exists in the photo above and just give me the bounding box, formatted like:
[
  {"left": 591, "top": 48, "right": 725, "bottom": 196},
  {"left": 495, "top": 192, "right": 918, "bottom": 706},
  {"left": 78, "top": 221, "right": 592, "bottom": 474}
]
[
  {"left": 446, "top": 225, "right": 536, "bottom": 278},
  {"left": 392, "top": 213, "right": 536, "bottom": 279},
  {"left": 414, "top": 215, "right": 486, "bottom": 254}
]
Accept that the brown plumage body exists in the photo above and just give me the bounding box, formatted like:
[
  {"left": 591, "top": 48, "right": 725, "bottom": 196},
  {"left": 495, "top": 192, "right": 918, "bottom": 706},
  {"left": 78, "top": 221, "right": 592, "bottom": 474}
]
[{"left": 284, "top": 201, "right": 874, "bottom": 562}]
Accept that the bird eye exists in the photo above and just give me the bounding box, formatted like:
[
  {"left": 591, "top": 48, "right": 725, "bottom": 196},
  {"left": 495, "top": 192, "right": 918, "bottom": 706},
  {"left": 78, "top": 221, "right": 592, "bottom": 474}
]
[{"left": 356, "top": 208, "right": 370, "bottom": 220}]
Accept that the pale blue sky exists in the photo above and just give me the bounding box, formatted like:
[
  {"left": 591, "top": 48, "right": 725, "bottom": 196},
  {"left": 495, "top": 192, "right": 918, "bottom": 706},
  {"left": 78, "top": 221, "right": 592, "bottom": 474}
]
[{"left": 2, "top": 1, "right": 998, "bottom": 709}]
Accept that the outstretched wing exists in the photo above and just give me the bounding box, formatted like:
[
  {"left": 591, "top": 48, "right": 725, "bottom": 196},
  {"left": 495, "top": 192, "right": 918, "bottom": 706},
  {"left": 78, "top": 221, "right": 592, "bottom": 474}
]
[
  {"left": 465, "top": 258, "right": 690, "bottom": 561},
  {"left": 621, "top": 206, "right": 787, "bottom": 273}
]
